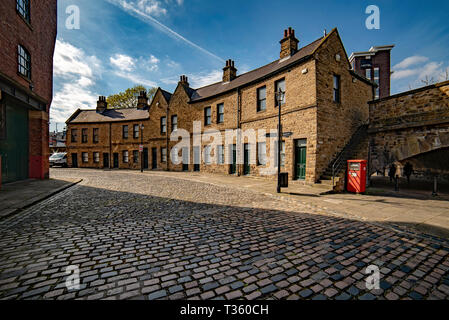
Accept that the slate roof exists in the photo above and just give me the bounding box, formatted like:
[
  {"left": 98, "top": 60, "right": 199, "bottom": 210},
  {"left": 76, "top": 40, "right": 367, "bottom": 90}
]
[
  {"left": 161, "top": 89, "right": 173, "bottom": 103},
  {"left": 189, "top": 36, "right": 325, "bottom": 102},
  {"left": 67, "top": 108, "right": 149, "bottom": 124}
]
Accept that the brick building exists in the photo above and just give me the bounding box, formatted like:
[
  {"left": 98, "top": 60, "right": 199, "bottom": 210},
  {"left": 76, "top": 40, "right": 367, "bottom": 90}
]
[
  {"left": 66, "top": 94, "right": 152, "bottom": 170},
  {"left": 350, "top": 45, "right": 394, "bottom": 99},
  {"left": 0, "top": 0, "right": 57, "bottom": 183},
  {"left": 66, "top": 27, "right": 375, "bottom": 185}
]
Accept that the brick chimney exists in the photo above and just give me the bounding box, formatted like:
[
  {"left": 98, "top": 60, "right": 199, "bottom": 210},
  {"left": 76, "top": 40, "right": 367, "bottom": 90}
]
[
  {"left": 280, "top": 27, "right": 299, "bottom": 59},
  {"left": 137, "top": 91, "right": 148, "bottom": 109},
  {"left": 223, "top": 59, "right": 237, "bottom": 82},
  {"left": 96, "top": 96, "right": 107, "bottom": 113},
  {"left": 179, "top": 75, "right": 189, "bottom": 87}
]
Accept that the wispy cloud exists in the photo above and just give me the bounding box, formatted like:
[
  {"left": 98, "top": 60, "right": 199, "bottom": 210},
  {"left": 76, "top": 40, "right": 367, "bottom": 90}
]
[
  {"left": 393, "top": 56, "right": 428, "bottom": 70},
  {"left": 114, "top": 71, "right": 158, "bottom": 87},
  {"left": 51, "top": 40, "right": 100, "bottom": 123},
  {"left": 392, "top": 55, "right": 447, "bottom": 82},
  {"left": 136, "top": 0, "right": 167, "bottom": 17},
  {"left": 105, "top": 0, "right": 224, "bottom": 63},
  {"left": 188, "top": 70, "right": 222, "bottom": 88}
]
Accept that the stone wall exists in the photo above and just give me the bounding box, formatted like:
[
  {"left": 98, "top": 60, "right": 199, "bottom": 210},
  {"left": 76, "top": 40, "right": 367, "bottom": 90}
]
[
  {"left": 369, "top": 81, "right": 449, "bottom": 176},
  {"left": 315, "top": 30, "right": 373, "bottom": 180}
]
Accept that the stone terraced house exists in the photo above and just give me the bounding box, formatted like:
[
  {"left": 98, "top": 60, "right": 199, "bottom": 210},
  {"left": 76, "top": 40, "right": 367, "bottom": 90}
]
[{"left": 66, "top": 27, "right": 375, "bottom": 186}]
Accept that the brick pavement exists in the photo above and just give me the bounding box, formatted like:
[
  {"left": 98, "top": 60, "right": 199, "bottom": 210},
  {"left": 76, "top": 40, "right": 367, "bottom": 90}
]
[{"left": 0, "top": 169, "right": 448, "bottom": 300}]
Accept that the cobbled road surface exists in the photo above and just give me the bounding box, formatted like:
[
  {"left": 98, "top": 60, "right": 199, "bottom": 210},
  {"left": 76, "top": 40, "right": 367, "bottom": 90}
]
[{"left": 0, "top": 169, "right": 448, "bottom": 300}]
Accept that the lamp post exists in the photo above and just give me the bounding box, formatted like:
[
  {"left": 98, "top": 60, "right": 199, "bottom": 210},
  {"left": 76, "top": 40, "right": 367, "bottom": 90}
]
[
  {"left": 140, "top": 123, "right": 144, "bottom": 173},
  {"left": 276, "top": 88, "right": 285, "bottom": 194}
]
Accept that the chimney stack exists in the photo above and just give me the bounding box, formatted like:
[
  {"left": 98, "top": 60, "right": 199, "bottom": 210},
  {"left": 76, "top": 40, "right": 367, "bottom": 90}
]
[
  {"left": 280, "top": 27, "right": 299, "bottom": 59},
  {"left": 96, "top": 96, "right": 108, "bottom": 113},
  {"left": 223, "top": 59, "right": 237, "bottom": 82},
  {"left": 137, "top": 91, "right": 148, "bottom": 109},
  {"left": 179, "top": 75, "right": 189, "bottom": 86}
]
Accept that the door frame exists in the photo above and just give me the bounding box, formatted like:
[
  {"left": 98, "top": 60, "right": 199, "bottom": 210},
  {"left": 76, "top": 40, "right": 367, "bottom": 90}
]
[
  {"left": 229, "top": 144, "right": 237, "bottom": 174},
  {"left": 151, "top": 148, "right": 157, "bottom": 169},
  {"left": 72, "top": 153, "right": 78, "bottom": 168},
  {"left": 193, "top": 146, "right": 200, "bottom": 172},
  {"left": 103, "top": 153, "right": 109, "bottom": 169},
  {"left": 243, "top": 143, "right": 250, "bottom": 175},
  {"left": 113, "top": 153, "right": 119, "bottom": 169},
  {"left": 143, "top": 148, "right": 149, "bottom": 169},
  {"left": 294, "top": 139, "right": 307, "bottom": 180}
]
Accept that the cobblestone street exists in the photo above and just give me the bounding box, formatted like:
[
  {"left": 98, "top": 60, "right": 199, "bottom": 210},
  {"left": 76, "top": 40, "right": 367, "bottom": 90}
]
[{"left": 0, "top": 168, "right": 448, "bottom": 300}]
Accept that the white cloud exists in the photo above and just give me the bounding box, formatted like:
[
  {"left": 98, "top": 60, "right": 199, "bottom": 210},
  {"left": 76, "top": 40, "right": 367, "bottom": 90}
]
[
  {"left": 393, "top": 56, "right": 428, "bottom": 70},
  {"left": 392, "top": 68, "right": 419, "bottom": 80},
  {"left": 146, "top": 55, "right": 160, "bottom": 71},
  {"left": 51, "top": 40, "right": 100, "bottom": 123},
  {"left": 149, "top": 54, "right": 160, "bottom": 64},
  {"left": 136, "top": 0, "right": 167, "bottom": 17},
  {"left": 391, "top": 55, "right": 448, "bottom": 87},
  {"left": 110, "top": 54, "right": 136, "bottom": 72},
  {"left": 52, "top": 78, "right": 98, "bottom": 123},
  {"left": 53, "top": 40, "right": 100, "bottom": 78},
  {"left": 189, "top": 70, "right": 222, "bottom": 88}
]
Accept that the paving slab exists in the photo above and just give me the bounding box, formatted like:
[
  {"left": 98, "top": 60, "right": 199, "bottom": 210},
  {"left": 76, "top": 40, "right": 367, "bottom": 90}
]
[{"left": 0, "top": 177, "right": 82, "bottom": 219}]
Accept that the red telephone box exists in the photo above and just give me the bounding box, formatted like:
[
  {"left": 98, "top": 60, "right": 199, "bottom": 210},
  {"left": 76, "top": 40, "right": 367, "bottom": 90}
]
[{"left": 347, "top": 160, "right": 367, "bottom": 194}]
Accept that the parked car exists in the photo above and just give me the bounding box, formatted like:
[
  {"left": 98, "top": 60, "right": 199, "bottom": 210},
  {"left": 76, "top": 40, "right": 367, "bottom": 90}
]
[{"left": 49, "top": 153, "right": 67, "bottom": 167}]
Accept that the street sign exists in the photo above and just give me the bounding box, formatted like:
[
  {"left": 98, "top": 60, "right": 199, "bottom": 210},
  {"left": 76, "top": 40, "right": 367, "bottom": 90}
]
[
  {"left": 266, "top": 132, "right": 293, "bottom": 138},
  {"left": 139, "top": 145, "right": 143, "bottom": 152}
]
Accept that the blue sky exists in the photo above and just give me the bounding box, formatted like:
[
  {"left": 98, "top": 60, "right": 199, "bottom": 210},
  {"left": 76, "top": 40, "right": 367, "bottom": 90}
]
[{"left": 51, "top": 0, "right": 449, "bottom": 131}]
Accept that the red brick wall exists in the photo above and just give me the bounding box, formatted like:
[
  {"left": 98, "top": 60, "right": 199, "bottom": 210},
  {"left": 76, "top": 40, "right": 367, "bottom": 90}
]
[
  {"left": 0, "top": 0, "right": 57, "bottom": 105},
  {"left": 0, "top": 0, "right": 57, "bottom": 180}
]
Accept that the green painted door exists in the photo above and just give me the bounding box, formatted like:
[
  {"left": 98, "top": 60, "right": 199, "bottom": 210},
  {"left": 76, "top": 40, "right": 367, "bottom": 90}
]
[
  {"left": 295, "top": 139, "right": 307, "bottom": 180},
  {"left": 0, "top": 102, "right": 29, "bottom": 183},
  {"left": 243, "top": 144, "right": 250, "bottom": 175},
  {"left": 113, "top": 153, "right": 119, "bottom": 168},
  {"left": 229, "top": 144, "right": 236, "bottom": 174}
]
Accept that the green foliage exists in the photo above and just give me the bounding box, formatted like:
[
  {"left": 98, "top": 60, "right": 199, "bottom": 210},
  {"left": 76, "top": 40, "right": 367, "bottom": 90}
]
[{"left": 107, "top": 85, "right": 157, "bottom": 109}]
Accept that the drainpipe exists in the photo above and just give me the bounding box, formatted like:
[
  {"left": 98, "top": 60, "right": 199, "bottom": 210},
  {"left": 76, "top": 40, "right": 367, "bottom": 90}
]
[
  {"left": 237, "top": 88, "right": 241, "bottom": 177},
  {"left": 109, "top": 123, "right": 112, "bottom": 169},
  {"left": 166, "top": 106, "right": 170, "bottom": 171}
]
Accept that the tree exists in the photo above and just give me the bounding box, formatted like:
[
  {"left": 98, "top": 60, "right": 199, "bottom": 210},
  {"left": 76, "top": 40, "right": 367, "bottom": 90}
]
[
  {"left": 421, "top": 75, "right": 436, "bottom": 86},
  {"left": 107, "top": 85, "right": 157, "bottom": 109}
]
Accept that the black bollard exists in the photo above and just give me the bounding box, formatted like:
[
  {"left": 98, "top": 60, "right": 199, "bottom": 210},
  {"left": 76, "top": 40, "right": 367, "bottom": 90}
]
[{"left": 395, "top": 175, "right": 399, "bottom": 192}]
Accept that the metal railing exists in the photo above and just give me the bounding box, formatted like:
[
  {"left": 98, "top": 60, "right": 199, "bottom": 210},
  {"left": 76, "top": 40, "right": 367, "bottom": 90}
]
[{"left": 332, "top": 124, "right": 368, "bottom": 187}]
